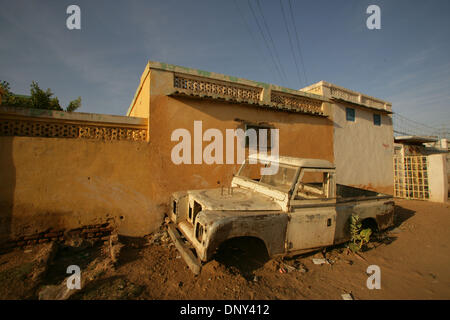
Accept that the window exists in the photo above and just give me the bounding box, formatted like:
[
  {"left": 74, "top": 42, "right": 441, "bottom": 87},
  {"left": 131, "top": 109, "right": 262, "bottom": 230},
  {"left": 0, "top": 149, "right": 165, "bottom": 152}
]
[
  {"left": 373, "top": 114, "right": 381, "bottom": 126},
  {"left": 346, "top": 108, "right": 355, "bottom": 122},
  {"left": 259, "top": 165, "right": 297, "bottom": 193},
  {"left": 245, "top": 124, "right": 272, "bottom": 149},
  {"left": 238, "top": 160, "right": 298, "bottom": 193},
  {"left": 295, "top": 170, "right": 334, "bottom": 199}
]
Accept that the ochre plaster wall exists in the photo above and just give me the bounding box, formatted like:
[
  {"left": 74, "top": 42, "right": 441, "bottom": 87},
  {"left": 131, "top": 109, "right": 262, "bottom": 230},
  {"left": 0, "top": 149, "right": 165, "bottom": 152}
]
[{"left": 0, "top": 136, "right": 161, "bottom": 242}]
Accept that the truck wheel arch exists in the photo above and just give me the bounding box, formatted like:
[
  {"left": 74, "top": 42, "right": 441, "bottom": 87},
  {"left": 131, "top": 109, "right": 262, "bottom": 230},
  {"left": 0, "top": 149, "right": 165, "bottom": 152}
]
[
  {"left": 361, "top": 217, "right": 379, "bottom": 232},
  {"left": 202, "top": 214, "right": 288, "bottom": 261},
  {"left": 206, "top": 233, "right": 272, "bottom": 261}
]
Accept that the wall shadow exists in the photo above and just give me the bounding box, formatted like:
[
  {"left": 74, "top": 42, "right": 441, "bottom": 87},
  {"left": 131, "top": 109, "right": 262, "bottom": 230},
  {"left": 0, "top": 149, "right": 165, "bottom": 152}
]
[
  {"left": 0, "top": 137, "right": 15, "bottom": 251},
  {"left": 360, "top": 204, "right": 415, "bottom": 252},
  {"left": 171, "top": 96, "right": 335, "bottom": 127}
]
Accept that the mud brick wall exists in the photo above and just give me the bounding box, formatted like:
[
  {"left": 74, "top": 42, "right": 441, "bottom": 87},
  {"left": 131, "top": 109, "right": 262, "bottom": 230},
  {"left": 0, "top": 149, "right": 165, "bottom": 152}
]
[{"left": 0, "top": 223, "right": 114, "bottom": 252}]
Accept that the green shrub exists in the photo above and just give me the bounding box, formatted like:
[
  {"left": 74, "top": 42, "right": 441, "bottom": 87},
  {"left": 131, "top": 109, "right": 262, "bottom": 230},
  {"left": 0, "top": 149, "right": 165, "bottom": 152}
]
[
  {"left": 1, "top": 80, "right": 81, "bottom": 112},
  {"left": 348, "top": 214, "right": 372, "bottom": 252}
]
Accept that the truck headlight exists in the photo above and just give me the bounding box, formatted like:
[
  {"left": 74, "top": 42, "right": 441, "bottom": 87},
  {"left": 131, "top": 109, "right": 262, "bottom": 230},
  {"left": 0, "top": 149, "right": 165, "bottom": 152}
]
[
  {"left": 195, "top": 223, "right": 204, "bottom": 242},
  {"left": 172, "top": 200, "right": 177, "bottom": 215}
]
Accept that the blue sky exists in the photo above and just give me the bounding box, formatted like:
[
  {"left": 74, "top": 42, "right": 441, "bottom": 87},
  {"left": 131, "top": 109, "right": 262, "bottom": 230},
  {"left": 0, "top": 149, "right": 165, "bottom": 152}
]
[{"left": 0, "top": 0, "right": 449, "bottom": 130}]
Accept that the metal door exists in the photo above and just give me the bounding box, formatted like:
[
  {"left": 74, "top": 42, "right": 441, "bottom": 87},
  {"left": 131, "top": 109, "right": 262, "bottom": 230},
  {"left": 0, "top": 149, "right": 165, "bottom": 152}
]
[{"left": 286, "top": 206, "right": 336, "bottom": 251}]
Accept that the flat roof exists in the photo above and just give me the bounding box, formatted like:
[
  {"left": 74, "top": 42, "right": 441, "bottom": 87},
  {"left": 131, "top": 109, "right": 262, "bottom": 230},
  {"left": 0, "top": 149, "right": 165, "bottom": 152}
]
[
  {"left": 301, "top": 80, "right": 392, "bottom": 113},
  {"left": 394, "top": 135, "right": 438, "bottom": 144},
  {"left": 0, "top": 106, "right": 147, "bottom": 127},
  {"left": 148, "top": 60, "right": 329, "bottom": 102},
  {"left": 127, "top": 60, "right": 330, "bottom": 117}
]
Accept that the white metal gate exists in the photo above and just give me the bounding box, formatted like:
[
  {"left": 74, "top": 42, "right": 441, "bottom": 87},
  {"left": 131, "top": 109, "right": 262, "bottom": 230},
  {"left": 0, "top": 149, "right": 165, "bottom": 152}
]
[{"left": 393, "top": 156, "right": 430, "bottom": 200}]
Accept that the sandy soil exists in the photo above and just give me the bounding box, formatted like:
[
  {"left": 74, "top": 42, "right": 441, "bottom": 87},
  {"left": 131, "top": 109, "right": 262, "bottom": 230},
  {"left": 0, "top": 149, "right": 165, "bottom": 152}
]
[{"left": 0, "top": 199, "right": 449, "bottom": 300}]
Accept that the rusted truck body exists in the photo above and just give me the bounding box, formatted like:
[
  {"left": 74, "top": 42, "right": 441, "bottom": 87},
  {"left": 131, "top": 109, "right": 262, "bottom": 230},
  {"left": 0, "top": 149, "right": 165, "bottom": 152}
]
[{"left": 168, "top": 154, "right": 394, "bottom": 274}]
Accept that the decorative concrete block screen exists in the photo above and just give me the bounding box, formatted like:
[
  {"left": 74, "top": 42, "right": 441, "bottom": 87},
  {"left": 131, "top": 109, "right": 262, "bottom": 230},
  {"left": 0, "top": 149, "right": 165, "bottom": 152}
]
[
  {"left": 330, "top": 86, "right": 387, "bottom": 110},
  {"left": 140, "top": 61, "right": 327, "bottom": 117},
  {"left": 174, "top": 74, "right": 262, "bottom": 103},
  {"left": 330, "top": 87, "right": 360, "bottom": 104},
  {"left": 320, "top": 82, "right": 391, "bottom": 112},
  {"left": 270, "top": 91, "right": 323, "bottom": 115},
  {"left": 393, "top": 155, "right": 430, "bottom": 200},
  {"left": 0, "top": 107, "right": 147, "bottom": 141},
  {"left": 172, "top": 75, "right": 325, "bottom": 116}
]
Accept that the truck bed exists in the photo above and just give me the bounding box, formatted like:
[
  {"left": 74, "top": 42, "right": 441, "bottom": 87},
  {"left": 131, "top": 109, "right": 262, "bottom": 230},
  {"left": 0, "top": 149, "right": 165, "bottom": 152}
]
[
  {"left": 338, "top": 184, "right": 379, "bottom": 197},
  {"left": 297, "top": 183, "right": 392, "bottom": 201}
]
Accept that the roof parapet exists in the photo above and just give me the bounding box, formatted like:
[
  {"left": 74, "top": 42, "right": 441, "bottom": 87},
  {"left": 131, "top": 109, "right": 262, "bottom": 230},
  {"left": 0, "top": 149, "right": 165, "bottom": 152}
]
[
  {"left": 145, "top": 60, "right": 330, "bottom": 117},
  {"left": 301, "top": 80, "right": 392, "bottom": 113}
]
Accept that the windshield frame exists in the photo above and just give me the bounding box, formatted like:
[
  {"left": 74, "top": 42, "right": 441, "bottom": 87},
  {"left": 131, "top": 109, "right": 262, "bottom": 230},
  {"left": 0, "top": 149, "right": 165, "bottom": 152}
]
[{"left": 236, "top": 159, "right": 300, "bottom": 195}]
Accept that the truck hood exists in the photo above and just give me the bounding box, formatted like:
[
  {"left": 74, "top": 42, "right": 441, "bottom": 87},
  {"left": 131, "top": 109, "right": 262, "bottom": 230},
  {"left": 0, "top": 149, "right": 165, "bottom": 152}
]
[{"left": 188, "top": 187, "right": 281, "bottom": 211}]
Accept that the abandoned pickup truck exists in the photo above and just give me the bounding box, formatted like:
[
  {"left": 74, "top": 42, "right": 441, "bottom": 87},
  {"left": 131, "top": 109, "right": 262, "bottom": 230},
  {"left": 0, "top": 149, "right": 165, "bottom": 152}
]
[{"left": 168, "top": 154, "right": 394, "bottom": 274}]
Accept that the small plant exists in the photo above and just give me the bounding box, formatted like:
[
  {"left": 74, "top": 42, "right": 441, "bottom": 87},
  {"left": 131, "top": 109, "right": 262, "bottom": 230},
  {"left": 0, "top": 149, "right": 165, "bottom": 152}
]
[{"left": 348, "top": 214, "right": 372, "bottom": 252}]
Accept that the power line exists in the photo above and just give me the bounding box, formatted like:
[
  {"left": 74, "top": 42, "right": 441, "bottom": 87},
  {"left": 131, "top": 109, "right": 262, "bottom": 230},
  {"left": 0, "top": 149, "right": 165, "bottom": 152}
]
[
  {"left": 394, "top": 113, "right": 428, "bottom": 128},
  {"left": 233, "top": 0, "right": 280, "bottom": 83},
  {"left": 247, "top": 0, "right": 285, "bottom": 85},
  {"left": 288, "top": 0, "right": 308, "bottom": 86},
  {"left": 279, "top": 0, "right": 303, "bottom": 88},
  {"left": 254, "top": 0, "right": 288, "bottom": 85},
  {"left": 394, "top": 113, "right": 438, "bottom": 130},
  {"left": 392, "top": 112, "right": 450, "bottom": 139}
]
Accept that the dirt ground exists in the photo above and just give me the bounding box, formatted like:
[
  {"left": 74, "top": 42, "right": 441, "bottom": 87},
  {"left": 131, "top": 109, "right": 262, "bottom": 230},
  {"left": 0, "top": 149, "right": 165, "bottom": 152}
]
[{"left": 0, "top": 199, "right": 449, "bottom": 300}]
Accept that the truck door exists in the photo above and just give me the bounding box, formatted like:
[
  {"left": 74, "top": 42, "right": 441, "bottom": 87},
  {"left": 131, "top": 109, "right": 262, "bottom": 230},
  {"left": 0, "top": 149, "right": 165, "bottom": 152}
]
[
  {"left": 285, "top": 168, "right": 337, "bottom": 252},
  {"left": 286, "top": 206, "right": 336, "bottom": 251}
]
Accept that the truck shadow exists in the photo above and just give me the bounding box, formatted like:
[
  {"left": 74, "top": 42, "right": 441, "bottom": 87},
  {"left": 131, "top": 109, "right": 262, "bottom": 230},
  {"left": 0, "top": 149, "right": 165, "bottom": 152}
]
[
  {"left": 213, "top": 237, "right": 269, "bottom": 280},
  {"left": 359, "top": 204, "right": 416, "bottom": 253},
  {"left": 393, "top": 204, "right": 415, "bottom": 228},
  {"left": 116, "top": 235, "right": 148, "bottom": 266}
]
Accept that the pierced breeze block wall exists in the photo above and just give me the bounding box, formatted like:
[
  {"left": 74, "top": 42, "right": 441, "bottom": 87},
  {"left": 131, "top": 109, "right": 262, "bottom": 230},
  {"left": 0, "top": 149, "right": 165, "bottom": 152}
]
[{"left": 0, "top": 106, "right": 147, "bottom": 141}]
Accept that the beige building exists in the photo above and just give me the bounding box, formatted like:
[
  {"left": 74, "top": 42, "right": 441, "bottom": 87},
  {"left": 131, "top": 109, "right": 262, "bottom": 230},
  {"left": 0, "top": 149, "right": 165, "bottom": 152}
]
[{"left": 301, "top": 81, "right": 394, "bottom": 194}]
